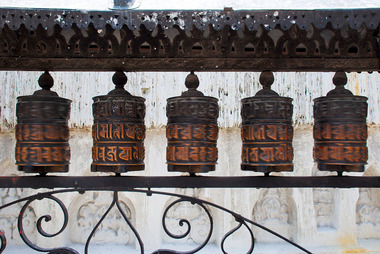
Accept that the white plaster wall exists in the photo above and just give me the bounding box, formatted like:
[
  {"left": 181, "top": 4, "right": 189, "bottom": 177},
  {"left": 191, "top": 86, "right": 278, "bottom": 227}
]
[
  {"left": 1, "top": 71, "right": 379, "bottom": 130},
  {"left": 0, "top": 71, "right": 379, "bottom": 253}
]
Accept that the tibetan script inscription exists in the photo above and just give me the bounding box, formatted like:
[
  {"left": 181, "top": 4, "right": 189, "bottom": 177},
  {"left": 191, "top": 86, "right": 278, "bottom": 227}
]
[
  {"left": 167, "top": 146, "right": 217, "bottom": 163},
  {"left": 241, "top": 124, "right": 293, "bottom": 142},
  {"left": 313, "top": 93, "right": 368, "bottom": 171},
  {"left": 166, "top": 94, "right": 218, "bottom": 173},
  {"left": 241, "top": 143, "right": 293, "bottom": 164},
  {"left": 92, "top": 123, "right": 145, "bottom": 141},
  {"left": 92, "top": 145, "right": 144, "bottom": 164},
  {"left": 166, "top": 124, "right": 218, "bottom": 141},
  {"left": 16, "top": 124, "right": 69, "bottom": 142},
  {"left": 91, "top": 92, "right": 146, "bottom": 172},
  {"left": 313, "top": 145, "right": 367, "bottom": 163},
  {"left": 166, "top": 100, "right": 219, "bottom": 119},
  {"left": 16, "top": 91, "right": 72, "bottom": 173},
  {"left": 15, "top": 145, "right": 70, "bottom": 165},
  {"left": 314, "top": 123, "right": 367, "bottom": 141},
  {"left": 93, "top": 99, "right": 146, "bottom": 120},
  {"left": 16, "top": 101, "right": 71, "bottom": 120},
  {"left": 241, "top": 95, "right": 293, "bottom": 172},
  {"left": 314, "top": 99, "right": 368, "bottom": 120},
  {"left": 241, "top": 100, "right": 293, "bottom": 120}
]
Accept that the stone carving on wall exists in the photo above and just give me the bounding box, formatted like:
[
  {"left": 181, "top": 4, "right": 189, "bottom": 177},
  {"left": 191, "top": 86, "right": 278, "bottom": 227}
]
[
  {"left": 356, "top": 188, "right": 380, "bottom": 239},
  {"left": 313, "top": 188, "right": 335, "bottom": 228},
  {"left": 72, "top": 192, "right": 134, "bottom": 244},
  {"left": 252, "top": 189, "right": 294, "bottom": 242},
  {"left": 163, "top": 196, "right": 212, "bottom": 244},
  {"left": 0, "top": 188, "right": 36, "bottom": 243}
]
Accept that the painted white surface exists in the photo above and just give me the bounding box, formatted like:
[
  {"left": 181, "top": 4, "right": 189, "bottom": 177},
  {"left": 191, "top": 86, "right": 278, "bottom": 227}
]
[{"left": 0, "top": 71, "right": 379, "bottom": 130}]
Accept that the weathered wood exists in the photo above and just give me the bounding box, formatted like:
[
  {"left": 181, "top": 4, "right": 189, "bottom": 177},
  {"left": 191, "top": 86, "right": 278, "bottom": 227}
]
[{"left": 0, "top": 57, "right": 378, "bottom": 72}]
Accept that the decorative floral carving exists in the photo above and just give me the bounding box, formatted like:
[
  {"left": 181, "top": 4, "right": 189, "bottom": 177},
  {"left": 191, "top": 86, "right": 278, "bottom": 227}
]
[
  {"left": 74, "top": 192, "right": 134, "bottom": 244},
  {"left": 356, "top": 188, "right": 380, "bottom": 239},
  {"left": 253, "top": 189, "right": 294, "bottom": 241},
  {"left": 357, "top": 189, "right": 380, "bottom": 225},
  {"left": 254, "top": 189, "right": 290, "bottom": 223},
  {"left": 0, "top": 188, "right": 36, "bottom": 243}
]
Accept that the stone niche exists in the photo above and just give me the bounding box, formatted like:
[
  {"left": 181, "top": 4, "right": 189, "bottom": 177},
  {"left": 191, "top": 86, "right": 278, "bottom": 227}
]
[
  {"left": 0, "top": 188, "right": 36, "bottom": 244},
  {"left": 161, "top": 189, "right": 215, "bottom": 246},
  {"left": 69, "top": 191, "right": 136, "bottom": 245},
  {"left": 356, "top": 164, "right": 380, "bottom": 239},
  {"left": 252, "top": 188, "right": 296, "bottom": 242}
]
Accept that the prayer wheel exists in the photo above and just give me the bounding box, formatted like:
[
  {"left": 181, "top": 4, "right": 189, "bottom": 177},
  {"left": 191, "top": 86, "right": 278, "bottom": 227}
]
[
  {"left": 91, "top": 71, "right": 146, "bottom": 173},
  {"left": 313, "top": 71, "right": 368, "bottom": 173},
  {"left": 166, "top": 72, "right": 219, "bottom": 174},
  {"left": 15, "top": 71, "right": 71, "bottom": 174},
  {"left": 241, "top": 71, "right": 294, "bottom": 174}
]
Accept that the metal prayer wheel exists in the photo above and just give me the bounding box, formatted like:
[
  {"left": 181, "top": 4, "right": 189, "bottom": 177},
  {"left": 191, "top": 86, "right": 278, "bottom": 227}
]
[
  {"left": 166, "top": 72, "right": 219, "bottom": 174},
  {"left": 241, "top": 71, "right": 294, "bottom": 174},
  {"left": 91, "top": 71, "right": 146, "bottom": 173},
  {"left": 15, "top": 71, "right": 71, "bottom": 173},
  {"left": 313, "top": 71, "right": 368, "bottom": 173}
]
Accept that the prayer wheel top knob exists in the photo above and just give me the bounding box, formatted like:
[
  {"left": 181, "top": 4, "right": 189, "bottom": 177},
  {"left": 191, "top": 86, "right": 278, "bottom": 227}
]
[
  {"left": 256, "top": 71, "right": 279, "bottom": 97},
  {"left": 108, "top": 71, "right": 132, "bottom": 96},
  {"left": 327, "top": 71, "right": 353, "bottom": 97},
  {"left": 33, "top": 71, "right": 59, "bottom": 97},
  {"left": 182, "top": 71, "right": 204, "bottom": 97}
]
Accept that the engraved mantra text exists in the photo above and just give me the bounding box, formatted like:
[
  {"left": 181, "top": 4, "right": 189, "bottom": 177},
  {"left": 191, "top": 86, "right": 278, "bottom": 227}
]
[
  {"left": 242, "top": 144, "right": 293, "bottom": 163},
  {"left": 92, "top": 145, "right": 144, "bottom": 163},
  {"left": 241, "top": 124, "right": 293, "bottom": 141},
  {"left": 16, "top": 145, "right": 70, "bottom": 164},
  {"left": 92, "top": 123, "right": 145, "bottom": 141},
  {"left": 16, "top": 124, "right": 69, "bottom": 141}
]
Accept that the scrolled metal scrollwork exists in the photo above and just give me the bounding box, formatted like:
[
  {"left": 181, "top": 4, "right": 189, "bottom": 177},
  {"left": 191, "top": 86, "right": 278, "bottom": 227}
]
[
  {"left": 153, "top": 197, "right": 213, "bottom": 254},
  {"left": 17, "top": 194, "right": 79, "bottom": 254},
  {"left": 221, "top": 219, "right": 254, "bottom": 254},
  {"left": 0, "top": 230, "right": 6, "bottom": 253},
  {"left": 85, "top": 191, "right": 144, "bottom": 254},
  {"left": 0, "top": 187, "right": 312, "bottom": 253}
]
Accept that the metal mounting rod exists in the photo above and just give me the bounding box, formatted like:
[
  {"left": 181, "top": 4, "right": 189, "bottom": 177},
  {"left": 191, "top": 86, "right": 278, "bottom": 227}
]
[{"left": 0, "top": 176, "right": 379, "bottom": 189}]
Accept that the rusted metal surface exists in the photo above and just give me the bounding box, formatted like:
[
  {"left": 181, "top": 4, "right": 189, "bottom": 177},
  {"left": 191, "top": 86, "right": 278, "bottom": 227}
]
[
  {"left": 0, "top": 8, "right": 378, "bottom": 71},
  {"left": 91, "top": 71, "right": 146, "bottom": 173},
  {"left": 166, "top": 72, "right": 219, "bottom": 174},
  {"left": 15, "top": 71, "right": 71, "bottom": 173},
  {"left": 313, "top": 71, "right": 368, "bottom": 173},
  {"left": 241, "top": 71, "right": 293, "bottom": 174}
]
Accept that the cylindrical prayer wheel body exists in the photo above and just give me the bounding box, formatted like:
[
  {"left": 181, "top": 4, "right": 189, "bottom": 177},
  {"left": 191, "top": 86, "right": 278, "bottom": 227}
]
[
  {"left": 241, "top": 96, "right": 294, "bottom": 173},
  {"left": 166, "top": 96, "right": 219, "bottom": 173},
  {"left": 15, "top": 95, "right": 71, "bottom": 173},
  {"left": 91, "top": 93, "right": 146, "bottom": 173},
  {"left": 313, "top": 96, "right": 368, "bottom": 172}
]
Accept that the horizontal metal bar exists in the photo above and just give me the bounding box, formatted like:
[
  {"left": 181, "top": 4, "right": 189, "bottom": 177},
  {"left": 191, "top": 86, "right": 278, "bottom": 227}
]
[
  {"left": 0, "top": 58, "right": 378, "bottom": 72},
  {"left": 0, "top": 176, "right": 379, "bottom": 189}
]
